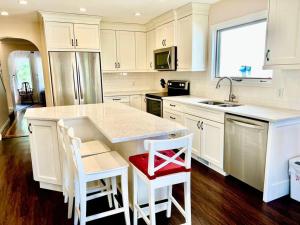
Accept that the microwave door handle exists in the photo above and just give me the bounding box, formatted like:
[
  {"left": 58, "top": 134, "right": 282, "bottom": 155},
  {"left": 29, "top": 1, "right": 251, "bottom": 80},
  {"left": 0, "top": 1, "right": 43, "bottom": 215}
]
[{"left": 167, "top": 51, "right": 171, "bottom": 68}]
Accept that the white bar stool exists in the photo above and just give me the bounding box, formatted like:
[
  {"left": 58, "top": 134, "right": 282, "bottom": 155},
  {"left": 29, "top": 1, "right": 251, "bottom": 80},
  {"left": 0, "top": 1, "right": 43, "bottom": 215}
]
[
  {"left": 68, "top": 127, "right": 131, "bottom": 225},
  {"left": 57, "top": 120, "right": 112, "bottom": 219},
  {"left": 129, "top": 134, "right": 193, "bottom": 225}
]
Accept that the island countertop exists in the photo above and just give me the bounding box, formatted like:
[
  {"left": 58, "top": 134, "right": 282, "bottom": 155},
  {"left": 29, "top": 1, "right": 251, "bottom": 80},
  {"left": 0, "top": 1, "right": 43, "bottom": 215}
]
[{"left": 24, "top": 103, "right": 187, "bottom": 143}]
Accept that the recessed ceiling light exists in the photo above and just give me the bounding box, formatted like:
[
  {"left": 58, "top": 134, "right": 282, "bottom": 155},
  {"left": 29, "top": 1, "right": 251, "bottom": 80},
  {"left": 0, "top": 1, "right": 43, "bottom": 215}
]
[
  {"left": 80, "top": 8, "right": 87, "bottom": 12},
  {"left": 1, "top": 11, "right": 9, "bottom": 16},
  {"left": 135, "top": 12, "right": 141, "bottom": 16},
  {"left": 19, "top": 0, "right": 28, "bottom": 5}
]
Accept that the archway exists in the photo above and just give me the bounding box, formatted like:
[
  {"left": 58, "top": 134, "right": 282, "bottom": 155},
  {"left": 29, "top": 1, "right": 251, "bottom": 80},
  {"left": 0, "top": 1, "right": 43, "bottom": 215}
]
[{"left": 0, "top": 37, "right": 46, "bottom": 138}]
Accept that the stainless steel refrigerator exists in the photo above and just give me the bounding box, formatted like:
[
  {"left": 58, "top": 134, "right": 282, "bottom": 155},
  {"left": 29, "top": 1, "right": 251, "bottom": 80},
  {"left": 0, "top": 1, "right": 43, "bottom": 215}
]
[{"left": 49, "top": 52, "right": 103, "bottom": 106}]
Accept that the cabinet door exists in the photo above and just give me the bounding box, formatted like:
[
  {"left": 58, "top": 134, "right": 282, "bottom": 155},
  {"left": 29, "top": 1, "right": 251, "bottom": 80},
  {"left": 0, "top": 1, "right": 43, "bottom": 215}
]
[
  {"left": 184, "top": 114, "right": 201, "bottom": 157},
  {"left": 135, "top": 32, "right": 147, "bottom": 70},
  {"left": 130, "top": 95, "right": 142, "bottom": 110},
  {"left": 265, "top": 0, "right": 300, "bottom": 66},
  {"left": 100, "top": 30, "right": 118, "bottom": 71},
  {"left": 45, "top": 22, "right": 74, "bottom": 49},
  {"left": 116, "top": 31, "right": 136, "bottom": 71},
  {"left": 155, "top": 21, "right": 175, "bottom": 48},
  {"left": 28, "top": 120, "right": 61, "bottom": 185},
  {"left": 147, "top": 30, "right": 156, "bottom": 70},
  {"left": 177, "top": 16, "right": 192, "bottom": 70},
  {"left": 74, "top": 24, "right": 100, "bottom": 50},
  {"left": 200, "top": 118, "right": 224, "bottom": 169}
]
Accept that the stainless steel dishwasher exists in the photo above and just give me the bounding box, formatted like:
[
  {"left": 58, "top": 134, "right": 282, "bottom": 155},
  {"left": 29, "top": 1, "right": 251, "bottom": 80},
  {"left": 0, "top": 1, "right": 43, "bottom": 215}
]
[{"left": 224, "top": 114, "right": 269, "bottom": 191}]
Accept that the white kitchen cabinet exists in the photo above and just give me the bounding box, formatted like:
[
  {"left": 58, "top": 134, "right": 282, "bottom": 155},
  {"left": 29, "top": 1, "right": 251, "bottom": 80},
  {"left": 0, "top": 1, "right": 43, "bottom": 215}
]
[
  {"left": 265, "top": 0, "right": 300, "bottom": 68},
  {"left": 155, "top": 21, "right": 175, "bottom": 48},
  {"left": 135, "top": 32, "right": 147, "bottom": 70},
  {"left": 146, "top": 30, "right": 156, "bottom": 71},
  {"left": 184, "top": 114, "right": 201, "bottom": 156},
  {"left": 45, "top": 22, "right": 74, "bottom": 49},
  {"left": 116, "top": 31, "right": 136, "bottom": 71},
  {"left": 100, "top": 30, "right": 118, "bottom": 71},
  {"left": 73, "top": 24, "right": 100, "bottom": 49},
  {"left": 200, "top": 118, "right": 224, "bottom": 169},
  {"left": 28, "top": 120, "right": 61, "bottom": 189},
  {"left": 163, "top": 110, "right": 184, "bottom": 125},
  {"left": 104, "top": 96, "right": 130, "bottom": 104},
  {"left": 44, "top": 22, "right": 100, "bottom": 50},
  {"left": 177, "top": 14, "right": 208, "bottom": 71},
  {"left": 130, "top": 95, "right": 142, "bottom": 110}
]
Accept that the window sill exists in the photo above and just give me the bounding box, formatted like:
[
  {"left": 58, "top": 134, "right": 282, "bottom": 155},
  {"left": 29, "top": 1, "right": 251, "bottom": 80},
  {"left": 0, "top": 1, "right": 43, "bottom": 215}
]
[{"left": 211, "top": 77, "right": 272, "bottom": 88}]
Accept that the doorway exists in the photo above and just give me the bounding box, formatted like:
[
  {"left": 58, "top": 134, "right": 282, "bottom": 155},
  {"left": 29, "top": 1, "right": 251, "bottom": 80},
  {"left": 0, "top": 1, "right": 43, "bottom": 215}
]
[{"left": 0, "top": 38, "right": 46, "bottom": 138}]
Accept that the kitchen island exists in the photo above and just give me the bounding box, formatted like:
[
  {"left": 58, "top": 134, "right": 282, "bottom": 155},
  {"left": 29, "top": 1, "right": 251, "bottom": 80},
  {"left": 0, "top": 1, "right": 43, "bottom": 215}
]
[{"left": 24, "top": 103, "right": 187, "bottom": 205}]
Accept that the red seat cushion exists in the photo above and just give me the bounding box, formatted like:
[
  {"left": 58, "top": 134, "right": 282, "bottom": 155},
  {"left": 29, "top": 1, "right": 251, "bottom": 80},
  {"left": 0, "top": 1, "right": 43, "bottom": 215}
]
[{"left": 129, "top": 150, "right": 191, "bottom": 180}]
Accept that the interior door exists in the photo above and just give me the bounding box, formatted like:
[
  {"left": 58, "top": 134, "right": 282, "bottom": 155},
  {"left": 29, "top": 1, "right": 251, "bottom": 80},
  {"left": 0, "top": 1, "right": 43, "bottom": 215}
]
[
  {"left": 116, "top": 31, "right": 136, "bottom": 71},
  {"left": 49, "top": 52, "right": 79, "bottom": 106},
  {"left": 73, "top": 24, "right": 100, "bottom": 50},
  {"left": 76, "top": 52, "right": 103, "bottom": 104},
  {"left": 100, "top": 30, "right": 118, "bottom": 71}
]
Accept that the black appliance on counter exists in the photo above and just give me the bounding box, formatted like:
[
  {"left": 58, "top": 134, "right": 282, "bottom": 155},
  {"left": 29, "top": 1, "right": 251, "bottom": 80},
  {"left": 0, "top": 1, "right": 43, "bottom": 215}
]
[{"left": 145, "top": 80, "right": 190, "bottom": 117}]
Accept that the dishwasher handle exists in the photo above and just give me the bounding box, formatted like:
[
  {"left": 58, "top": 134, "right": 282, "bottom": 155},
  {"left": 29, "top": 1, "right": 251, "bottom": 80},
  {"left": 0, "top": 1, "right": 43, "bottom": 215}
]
[{"left": 226, "top": 118, "right": 265, "bottom": 130}]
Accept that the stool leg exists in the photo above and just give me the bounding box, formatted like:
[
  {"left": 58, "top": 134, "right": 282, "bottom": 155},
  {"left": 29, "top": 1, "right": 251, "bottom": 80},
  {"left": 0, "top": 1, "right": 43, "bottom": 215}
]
[
  {"left": 184, "top": 177, "right": 191, "bottom": 225},
  {"left": 112, "top": 176, "right": 119, "bottom": 209},
  {"left": 121, "top": 170, "right": 131, "bottom": 225},
  {"left": 148, "top": 186, "right": 156, "bottom": 225},
  {"left": 74, "top": 180, "right": 79, "bottom": 225},
  {"left": 166, "top": 185, "right": 172, "bottom": 218},
  {"left": 105, "top": 178, "right": 113, "bottom": 208},
  {"left": 79, "top": 183, "right": 87, "bottom": 225},
  {"left": 133, "top": 170, "right": 138, "bottom": 225}
]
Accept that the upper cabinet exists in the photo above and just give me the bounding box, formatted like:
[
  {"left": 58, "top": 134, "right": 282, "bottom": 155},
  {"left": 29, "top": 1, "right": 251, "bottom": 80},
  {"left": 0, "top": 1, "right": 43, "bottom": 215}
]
[
  {"left": 155, "top": 21, "right": 175, "bottom": 48},
  {"left": 100, "top": 29, "right": 137, "bottom": 72},
  {"left": 146, "top": 30, "right": 156, "bottom": 71},
  {"left": 177, "top": 14, "right": 208, "bottom": 71},
  {"left": 135, "top": 32, "right": 147, "bottom": 71},
  {"left": 41, "top": 12, "right": 101, "bottom": 51},
  {"left": 264, "top": 0, "right": 300, "bottom": 69}
]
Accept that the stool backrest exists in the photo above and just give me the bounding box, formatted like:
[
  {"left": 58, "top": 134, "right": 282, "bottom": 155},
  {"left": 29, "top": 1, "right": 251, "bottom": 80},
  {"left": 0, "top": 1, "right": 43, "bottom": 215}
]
[
  {"left": 67, "top": 128, "right": 85, "bottom": 181},
  {"left": 144, "top": 134, "right": 193, "bottom": 176}
]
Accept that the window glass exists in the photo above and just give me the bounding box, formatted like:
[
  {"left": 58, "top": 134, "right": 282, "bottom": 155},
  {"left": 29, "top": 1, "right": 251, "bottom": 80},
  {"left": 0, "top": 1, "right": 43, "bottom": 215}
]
[{"left": 215, "top": 20, "right": 272, "bottom": 79}]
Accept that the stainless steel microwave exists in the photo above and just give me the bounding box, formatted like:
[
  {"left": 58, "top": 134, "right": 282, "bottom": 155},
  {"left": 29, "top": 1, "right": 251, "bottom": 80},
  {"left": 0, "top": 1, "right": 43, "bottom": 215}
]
[{"left": 154, "top": 46, "right": 177, "bottom": 71}]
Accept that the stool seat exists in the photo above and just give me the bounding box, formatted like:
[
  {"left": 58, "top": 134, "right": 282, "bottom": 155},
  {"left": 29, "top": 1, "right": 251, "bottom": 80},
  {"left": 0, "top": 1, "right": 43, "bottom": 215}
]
[
  {"left": 81, "top": 140, "right": 111, "bottom": 157},
  {"left": 129, "top": 150, "right": 191, "bottom": 180},
  {"left": 83, "top": 151, "right": 129, "bottom": 175}
]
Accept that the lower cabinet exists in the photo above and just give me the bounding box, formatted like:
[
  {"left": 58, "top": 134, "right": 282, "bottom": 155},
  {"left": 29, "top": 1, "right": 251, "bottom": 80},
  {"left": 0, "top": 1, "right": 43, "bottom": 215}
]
[
  {"left": 184, "top": 114, "right": 201, "bottom": 156},
  {"left": 130, "top": 95, "right": 142, "bottom": 110},
  {"left": 28, "top": 120, "right": 62, "bottom": 188},
  {"left": 104, "top": 94, "right": 144, "bottom": 110}
]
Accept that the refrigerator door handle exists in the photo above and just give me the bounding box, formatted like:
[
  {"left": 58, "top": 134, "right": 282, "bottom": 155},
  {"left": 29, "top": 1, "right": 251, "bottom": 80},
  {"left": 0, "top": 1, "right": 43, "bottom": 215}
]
[
  {"left": 72, "top": 65, "right": 78, "bottom": 100},
  {"left": 77, "top": 65, "right": 84, "bottom": 100}
]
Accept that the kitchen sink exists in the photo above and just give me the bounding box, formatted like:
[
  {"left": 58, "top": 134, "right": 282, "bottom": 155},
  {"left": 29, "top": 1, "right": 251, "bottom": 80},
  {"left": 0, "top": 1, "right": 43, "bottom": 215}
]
[
  {"left": 199, "top": 101, "right": 241, "bottom": 107},
  {"left": 198, "top": 101, "right": 224, "bottom": 105}
]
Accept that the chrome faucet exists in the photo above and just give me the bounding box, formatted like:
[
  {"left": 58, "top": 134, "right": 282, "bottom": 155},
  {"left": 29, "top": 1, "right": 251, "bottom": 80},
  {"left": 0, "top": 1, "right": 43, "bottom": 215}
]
[{"left": 216, "top": 77, "right": 236, "bottom": 102}]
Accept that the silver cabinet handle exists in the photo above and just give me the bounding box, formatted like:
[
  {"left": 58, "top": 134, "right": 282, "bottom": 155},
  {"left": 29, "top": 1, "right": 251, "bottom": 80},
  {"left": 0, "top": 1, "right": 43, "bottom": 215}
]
[
  {"left": 115, "top": 62, "right": 117, "bottom": 68},
  {"left": 227, "top": 118, "right": 264, "bottom": 130},
  {"left": 162, "top": 40, "right": 164, "bottom": 46},
  {"left": 170, "top": 116, "right": 176, "bottom": 120},
  {"left": 197, "top": 121, "right": 201, "bottom": 129},
  {"left": 118, "top": 62, "right": 120, "bottom": 68},
  {"left": 28, "top": 123, "right": 32, "bottom": 134},
  {"left": 150, "top": 62, "right": 152, "bottom": 68},
  {"left": 200, "top": 121, "right": 204, "bottom": 130},
  {"left": 75, "top": 39, "right": 78, "bottom": 47},
  {"left": 71, "top": 39, "right": 74, "bottom": 46},
  {"left": 170, "top": 104, "right": 175, "bottom": 107},
  {"left": 113, "top": 98, "right": 121, "bottom": 101}
]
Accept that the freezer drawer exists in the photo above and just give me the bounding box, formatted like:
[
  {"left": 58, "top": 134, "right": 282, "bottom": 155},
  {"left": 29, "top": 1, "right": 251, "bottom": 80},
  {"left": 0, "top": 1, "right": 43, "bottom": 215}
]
[{"left": 224, "top": 114, "right": 269, "bottom": 191}]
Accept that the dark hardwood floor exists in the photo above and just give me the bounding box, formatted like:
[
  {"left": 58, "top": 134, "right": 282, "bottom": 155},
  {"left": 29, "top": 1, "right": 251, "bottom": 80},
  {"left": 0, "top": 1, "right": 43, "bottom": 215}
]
[{"left": 0, "top": 137, "right": 299, "bottom": 225}]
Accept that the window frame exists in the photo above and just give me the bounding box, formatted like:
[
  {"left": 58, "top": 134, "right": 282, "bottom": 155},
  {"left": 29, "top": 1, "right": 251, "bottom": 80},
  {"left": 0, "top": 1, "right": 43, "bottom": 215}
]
[{"left": 210, "top": 11, "right": 271, "bottom": 86}]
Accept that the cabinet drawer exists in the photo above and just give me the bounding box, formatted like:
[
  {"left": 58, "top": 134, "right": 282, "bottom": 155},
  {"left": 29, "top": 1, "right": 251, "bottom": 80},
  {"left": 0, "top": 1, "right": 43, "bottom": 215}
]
[
  {"left": 163, "top": 100, "right": 185, "bottom": 112},
  {"left": 163, "top": 110, "right": 184, "bottom": 125},
  {"left": 104, "top": 96, "right": 130, "bottom": 103},
  {"left": 185, "top": 105, "right": 224, "bottom": 124}
]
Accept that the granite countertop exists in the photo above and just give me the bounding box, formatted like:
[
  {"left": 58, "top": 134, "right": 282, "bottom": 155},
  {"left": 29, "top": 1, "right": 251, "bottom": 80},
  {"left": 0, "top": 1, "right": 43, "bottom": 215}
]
[
  {"left": 24, "top": 103, "right": 186, "bottom": 143},
  {"left": 163, "top": 96, "right": 300, "bottom": 122},
  {"left": 104, "top": 90, "right": 164, "bottom": 97}
]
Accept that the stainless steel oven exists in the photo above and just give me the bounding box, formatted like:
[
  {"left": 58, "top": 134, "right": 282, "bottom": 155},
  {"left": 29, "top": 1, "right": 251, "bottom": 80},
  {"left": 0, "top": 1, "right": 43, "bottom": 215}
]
[
  {"left": 145, "top": 97, "right": 163, "bottom": 117},
  {"left": 154, "top": 46, "right": 177, "bottom": 71}
]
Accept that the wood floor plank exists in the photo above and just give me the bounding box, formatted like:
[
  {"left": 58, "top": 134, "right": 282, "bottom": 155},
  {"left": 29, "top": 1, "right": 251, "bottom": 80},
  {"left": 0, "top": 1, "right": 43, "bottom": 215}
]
[{"left": 0, "top": 137, "right": 299, "bottom": 225}]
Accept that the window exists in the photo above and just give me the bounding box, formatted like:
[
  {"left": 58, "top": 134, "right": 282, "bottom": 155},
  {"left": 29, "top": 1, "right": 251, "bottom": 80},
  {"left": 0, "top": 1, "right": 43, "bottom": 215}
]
[{"left": 214, "top": 19, "right": 272, "bottom": 80}]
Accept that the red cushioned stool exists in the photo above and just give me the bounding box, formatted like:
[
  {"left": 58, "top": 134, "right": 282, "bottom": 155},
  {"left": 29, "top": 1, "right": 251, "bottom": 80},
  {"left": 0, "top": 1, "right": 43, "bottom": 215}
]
[{"left": 129, "top": 134, "right": 193, "bottom": 225}]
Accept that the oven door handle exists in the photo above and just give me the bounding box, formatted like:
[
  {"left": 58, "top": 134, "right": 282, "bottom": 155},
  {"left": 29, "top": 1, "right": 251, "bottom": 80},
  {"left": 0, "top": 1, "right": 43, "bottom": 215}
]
[{"left": 145, "top": 97, "right": 162, "bottom": 102}]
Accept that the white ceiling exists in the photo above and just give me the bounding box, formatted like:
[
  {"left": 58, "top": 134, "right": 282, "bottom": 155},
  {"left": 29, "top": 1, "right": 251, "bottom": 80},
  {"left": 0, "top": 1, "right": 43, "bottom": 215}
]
[{"left": 0, "top": 0, "right": 219, "bottom": 24}]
